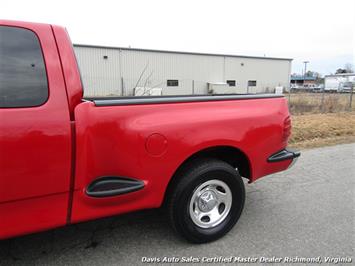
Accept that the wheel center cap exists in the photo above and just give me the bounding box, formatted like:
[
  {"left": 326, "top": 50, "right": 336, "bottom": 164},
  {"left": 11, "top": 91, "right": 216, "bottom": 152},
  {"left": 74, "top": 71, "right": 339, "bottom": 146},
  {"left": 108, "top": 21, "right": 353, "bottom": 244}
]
[{"left": 198, "top": 190, "right": 217, "bottom": 212}]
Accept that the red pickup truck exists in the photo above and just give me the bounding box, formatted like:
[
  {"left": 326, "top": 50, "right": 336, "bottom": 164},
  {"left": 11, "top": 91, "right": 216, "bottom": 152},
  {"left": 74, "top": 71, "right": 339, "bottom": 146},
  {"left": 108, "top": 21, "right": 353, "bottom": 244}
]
[{"left": 0, "top": 20, "right": 300, "bottom": 243}]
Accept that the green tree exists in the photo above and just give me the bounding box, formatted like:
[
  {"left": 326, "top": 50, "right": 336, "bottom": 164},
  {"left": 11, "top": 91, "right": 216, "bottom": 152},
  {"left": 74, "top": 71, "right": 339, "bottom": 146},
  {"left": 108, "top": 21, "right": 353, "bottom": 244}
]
[{"left": 306, "top": 70, "right": 321, "bottom": 78}]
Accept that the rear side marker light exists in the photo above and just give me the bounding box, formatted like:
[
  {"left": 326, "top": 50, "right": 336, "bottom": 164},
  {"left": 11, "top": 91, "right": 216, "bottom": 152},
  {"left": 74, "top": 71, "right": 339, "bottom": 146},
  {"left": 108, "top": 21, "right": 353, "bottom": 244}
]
[{"left": 283, "top": 116, "right": 291, "bottom": 141}]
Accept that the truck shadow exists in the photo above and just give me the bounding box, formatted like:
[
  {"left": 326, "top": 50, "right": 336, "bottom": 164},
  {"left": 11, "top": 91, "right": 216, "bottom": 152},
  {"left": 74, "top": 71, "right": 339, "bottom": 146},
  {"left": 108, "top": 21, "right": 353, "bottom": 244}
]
[
  {"left": 0, "top": 181, "right": 259, "bottom": 265},
  {"left": 0, "top": 209, "right": 179, "bottom": 265}
]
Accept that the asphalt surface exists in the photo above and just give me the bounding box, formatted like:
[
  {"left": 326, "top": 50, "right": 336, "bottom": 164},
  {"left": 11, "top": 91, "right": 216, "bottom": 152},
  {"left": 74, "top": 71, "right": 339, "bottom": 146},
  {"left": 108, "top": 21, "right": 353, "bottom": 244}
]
[{"left": 0, "top": 143, "right": 354, "bottom": 266}]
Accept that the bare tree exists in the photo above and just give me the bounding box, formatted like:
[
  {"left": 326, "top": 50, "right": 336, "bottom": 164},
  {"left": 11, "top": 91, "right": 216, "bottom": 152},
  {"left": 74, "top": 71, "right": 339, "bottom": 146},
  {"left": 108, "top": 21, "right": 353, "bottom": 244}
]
[
  {"left": 336, "top": 63, "right": 354, "bottom": 74},
  {"left": 134, "top": 61, "right": 149, "bottom": 89},
  {"left": 344, "top": 63, "right": 354, "bottom": 73},
  {"left": 336, "top": 68, "right": 347, "bottom": 74}
]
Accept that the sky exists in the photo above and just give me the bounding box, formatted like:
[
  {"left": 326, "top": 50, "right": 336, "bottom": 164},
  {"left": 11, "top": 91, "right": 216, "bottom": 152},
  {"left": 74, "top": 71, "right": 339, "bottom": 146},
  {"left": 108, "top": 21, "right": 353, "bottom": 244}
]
[{"left": 1, "top": 0, "right": 354, "bottom": 75}]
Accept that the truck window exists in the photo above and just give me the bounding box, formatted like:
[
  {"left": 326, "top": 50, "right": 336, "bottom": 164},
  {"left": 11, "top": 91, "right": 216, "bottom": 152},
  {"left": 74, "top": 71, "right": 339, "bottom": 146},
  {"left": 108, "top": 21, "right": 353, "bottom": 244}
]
[{"left": 0, "top": 26, "right": 48, "bottom": 107}]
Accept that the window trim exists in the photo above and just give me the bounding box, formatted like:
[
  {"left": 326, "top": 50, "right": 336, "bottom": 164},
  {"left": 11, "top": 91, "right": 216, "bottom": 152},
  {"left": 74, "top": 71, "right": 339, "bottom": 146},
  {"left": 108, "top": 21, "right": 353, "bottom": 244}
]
[{"left": 0, "top": 25, "right": 49, "bottom": 108}]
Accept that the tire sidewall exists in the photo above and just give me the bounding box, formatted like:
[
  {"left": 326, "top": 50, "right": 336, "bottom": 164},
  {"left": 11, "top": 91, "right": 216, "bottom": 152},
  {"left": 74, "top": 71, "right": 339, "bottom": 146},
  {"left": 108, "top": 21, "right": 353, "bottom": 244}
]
[{"left": 174, "top": 165, "right": 245, "bottom": 243}]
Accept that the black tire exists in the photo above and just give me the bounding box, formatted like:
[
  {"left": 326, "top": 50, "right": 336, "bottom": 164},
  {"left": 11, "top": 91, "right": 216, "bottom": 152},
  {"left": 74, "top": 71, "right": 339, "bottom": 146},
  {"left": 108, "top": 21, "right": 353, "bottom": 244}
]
[{"left": 168, "top": 158, "right": 245, "bottom": 243}]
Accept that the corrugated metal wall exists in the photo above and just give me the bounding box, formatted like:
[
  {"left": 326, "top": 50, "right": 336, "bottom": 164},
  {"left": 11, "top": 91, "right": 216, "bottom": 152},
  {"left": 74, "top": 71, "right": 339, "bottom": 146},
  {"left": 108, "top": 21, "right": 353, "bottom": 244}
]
[
  {"left": 74, "top": 46, "right": 291, "bottom": 97},
  {"left": 120, "top": 50, "right": 224, "bottom": 96},
  {"left": 224, "top": 57, "right": 291, "bottom": 93},
  {"left": 75, "top": 47, "right": 123, "bottom": 96}
]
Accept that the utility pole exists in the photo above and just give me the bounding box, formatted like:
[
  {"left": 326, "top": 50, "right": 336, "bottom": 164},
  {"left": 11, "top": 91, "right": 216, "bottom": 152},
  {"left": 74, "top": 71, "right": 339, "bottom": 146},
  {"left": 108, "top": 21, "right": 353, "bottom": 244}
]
[{"left": 303, "top": 61, "right": 309, "bottom": 88}]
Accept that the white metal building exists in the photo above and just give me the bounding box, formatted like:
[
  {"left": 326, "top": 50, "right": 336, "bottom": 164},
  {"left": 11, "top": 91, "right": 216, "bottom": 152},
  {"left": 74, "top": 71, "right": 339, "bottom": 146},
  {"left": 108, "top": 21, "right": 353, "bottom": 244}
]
[
  {"left": 74, "top": 44, "right": 292, "bottom": 97},
  {"left": 324, "top": 73, "right": 355, "bottom": 92}
]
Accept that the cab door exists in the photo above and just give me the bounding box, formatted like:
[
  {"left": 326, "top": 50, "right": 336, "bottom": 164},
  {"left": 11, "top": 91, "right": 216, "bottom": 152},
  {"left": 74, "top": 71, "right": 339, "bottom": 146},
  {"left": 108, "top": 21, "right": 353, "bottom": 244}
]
[{"left": 0, "top": 21, "right": 72, "bottom": 239}]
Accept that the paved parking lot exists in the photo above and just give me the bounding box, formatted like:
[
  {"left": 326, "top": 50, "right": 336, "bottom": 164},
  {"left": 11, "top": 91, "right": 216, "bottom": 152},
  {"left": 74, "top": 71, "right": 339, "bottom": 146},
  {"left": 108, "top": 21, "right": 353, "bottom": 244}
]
[{"left": 0, "top": 143, "right": 354, "bottom": 266}]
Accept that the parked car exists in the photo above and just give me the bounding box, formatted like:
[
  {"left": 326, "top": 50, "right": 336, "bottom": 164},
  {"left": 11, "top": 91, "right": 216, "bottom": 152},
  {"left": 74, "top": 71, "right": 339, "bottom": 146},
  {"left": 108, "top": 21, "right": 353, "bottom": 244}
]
[
  {"left": 303, "top": 84, "right": 318, "bottom": 91},
  {"left": 0, "top": 20, "right": 300, "bottom": 243},
  {"left": 312, "top": 84, "right": 324, "bottom": 93},
  {"left": 290, "top": 83, "right": 300, "bottom": 90},
  {"left": 338, "top": 82, "right": 353, "bottom": 93}
]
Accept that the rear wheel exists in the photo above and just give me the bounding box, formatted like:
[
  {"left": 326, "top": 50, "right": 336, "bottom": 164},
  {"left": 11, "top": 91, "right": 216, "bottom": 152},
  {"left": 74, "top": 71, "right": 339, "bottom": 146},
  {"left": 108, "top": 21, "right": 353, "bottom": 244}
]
[{"left": 168, "top": 159, "right": 245, "bottom": 243}]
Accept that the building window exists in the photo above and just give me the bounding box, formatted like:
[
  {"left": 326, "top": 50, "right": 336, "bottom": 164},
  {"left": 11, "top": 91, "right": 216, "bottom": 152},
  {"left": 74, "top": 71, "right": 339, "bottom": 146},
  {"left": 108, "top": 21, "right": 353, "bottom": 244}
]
[
  {"left": 167, "top": 80, "right": 179, "bottom": 87},
  {"left": 226, "top": 80, "right": 236, "bottom": 87},
  {"left": 0, "top": 26, "right": 48, "bottom": 107},
  {"left": 248, "top": 80, "right": 257, "bottom": 87}
]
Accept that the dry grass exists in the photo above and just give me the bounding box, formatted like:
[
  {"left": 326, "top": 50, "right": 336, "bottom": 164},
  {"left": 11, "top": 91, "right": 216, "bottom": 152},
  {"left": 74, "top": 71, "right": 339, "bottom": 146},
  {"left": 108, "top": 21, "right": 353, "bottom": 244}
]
[
  {"left": 289, "top": 112, "right": 355, "bottom": 149},
  {"left": 288, "top": 93, "right": 355, "bottom": 114}
]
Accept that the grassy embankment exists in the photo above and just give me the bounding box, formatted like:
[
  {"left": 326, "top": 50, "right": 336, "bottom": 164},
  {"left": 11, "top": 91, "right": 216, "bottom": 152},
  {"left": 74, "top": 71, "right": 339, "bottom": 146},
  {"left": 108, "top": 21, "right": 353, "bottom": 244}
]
[
  {"left": 289, "top": 112, "right": 355, "bottom": 149},
  {"left": 285, "top": 92, "right": 355, "bottom": 149}
]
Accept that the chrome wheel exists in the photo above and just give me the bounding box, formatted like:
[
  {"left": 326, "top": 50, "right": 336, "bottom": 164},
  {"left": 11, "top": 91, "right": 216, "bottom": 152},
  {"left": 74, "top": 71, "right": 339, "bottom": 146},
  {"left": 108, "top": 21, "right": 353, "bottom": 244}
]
[{"left": 189, "top": 179, "right": 232, "bottom": 228}]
